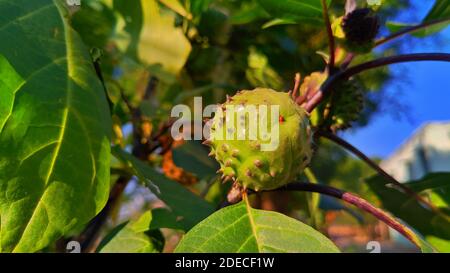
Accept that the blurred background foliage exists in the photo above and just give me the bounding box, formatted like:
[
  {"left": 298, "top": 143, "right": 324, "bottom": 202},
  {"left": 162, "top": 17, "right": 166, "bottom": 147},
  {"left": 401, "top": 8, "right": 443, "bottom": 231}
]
[{"left": 68, "top": 0, "right": 449, "bottom": 252}]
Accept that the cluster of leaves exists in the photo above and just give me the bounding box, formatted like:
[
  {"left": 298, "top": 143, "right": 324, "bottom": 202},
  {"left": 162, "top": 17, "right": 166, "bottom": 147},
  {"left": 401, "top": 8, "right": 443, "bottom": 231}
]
[{"left": 0, "top": 0, "right": 449, "bottom": 253}]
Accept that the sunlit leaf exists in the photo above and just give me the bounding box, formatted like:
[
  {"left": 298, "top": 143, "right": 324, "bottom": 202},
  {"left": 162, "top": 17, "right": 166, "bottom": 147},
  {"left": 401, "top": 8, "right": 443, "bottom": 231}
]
[
  {"left": 158, "top": 0, "right": 192, "bottom": 19},
  {"left": 97, "top": 211, "right": 164, "bottom": 253},
  {"left": 0, "top": 0, "right": 111, "bottom": 252},
  {"left": 262, "top": 18, "right": 297, "bottom": 29},
  {"left": 0, "top": 55, "right": 24, "bottom": 133},
  {"left": 175, "top": 201, "right": 340, "bottom": 253},
  {"left": 138, "top": 0, "right": 192, "bottom": 74}
]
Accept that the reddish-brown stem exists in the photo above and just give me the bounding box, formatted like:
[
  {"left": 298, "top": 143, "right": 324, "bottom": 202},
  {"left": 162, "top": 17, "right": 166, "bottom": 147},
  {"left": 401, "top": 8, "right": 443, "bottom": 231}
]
[
  {"left": 291, "top": 73, "right": 301, "bottom": 100},
  {"left": 221, "top": 183, "right": 422, "bottom": 249},
  {"left": 340, "top": 53, "right": 355, "bottom": 69},
  {"left": 375, "top": 18, "right": 450, "bottom": 47},
  {"left": 316, "top": 130, "right": 442, "bottom": 215},
  {"left": 255, "top": 182, "right": 422, "bottom": 249},
  {"left": 304, "top": 53, "right": 450, "bottom": 112},
  {"left": 321, "top": 0, "right": 335, "bottom": 70}
]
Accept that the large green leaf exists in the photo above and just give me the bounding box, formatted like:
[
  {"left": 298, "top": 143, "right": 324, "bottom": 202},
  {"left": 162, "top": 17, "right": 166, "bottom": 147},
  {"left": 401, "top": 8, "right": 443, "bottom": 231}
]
[
  {"left": 97, "top": 211, "right": 163, "bottom": 253},
  {"left": 112, "top": 146, "right": 214, "bottom": 230},
  {"left": 366, "top": 174, "right": 450, "bottom": 252},
  {"left": 257, "top": 0, "right": 331, "bottom": 24},
  {"left": 0, "top": 0, "right": 111, "bottom": 252},
  {"left": 175, "top": 201, "right": 340, "bottom": 253}
]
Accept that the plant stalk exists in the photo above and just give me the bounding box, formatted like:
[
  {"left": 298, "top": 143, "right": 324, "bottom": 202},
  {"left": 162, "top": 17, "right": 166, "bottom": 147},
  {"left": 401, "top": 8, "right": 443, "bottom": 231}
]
[
  {"left": 316, "top": 130, "right": 442, "bottom": 215},
  {"left": 321, "top": 0, "right": 336, "bottom": 70},
  {"left": 264, "top": 182, "right": 422, "bottom": 249},
  {"left": 304, "top": 53, "right": 450, "bottom": 112}
]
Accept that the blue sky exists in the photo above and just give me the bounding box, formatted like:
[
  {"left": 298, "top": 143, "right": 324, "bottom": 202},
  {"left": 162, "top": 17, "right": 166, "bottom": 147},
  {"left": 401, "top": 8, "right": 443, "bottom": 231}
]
[{"left": 340, "top": 0, "right": 450, "bottom": 159}]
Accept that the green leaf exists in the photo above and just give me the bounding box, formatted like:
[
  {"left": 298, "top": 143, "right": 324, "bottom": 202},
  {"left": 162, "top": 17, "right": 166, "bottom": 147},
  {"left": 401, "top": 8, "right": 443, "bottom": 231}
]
[
  {"left": 190, "top": 0, "right": 213, "bottom": 18},
  {"left": 407, "top": 172, "right": 450, "bottom": 206},
  {"left": 112, "top": 146, "right": 214, "bottom": 230},
  {"left": 230, "top": 2, "right": 269, "bottom": 25},
  {"left": 262, "top": 18, "right": 297, "bottom": 29},
  {"left": 0, "top": 55, "right": 24, "bottom": 133},
  {"left": 386, "top": 20, "right": 450, "bottom": 38},
  {"left": 149, "top": 207, "right": 184, "bottom": 231},
  {"left": 424, "top": 0, "right": 450, "bottom": 23},
  {"left": 0, "top": 0, "right": 111, "bottom": 252},
  {"left": 71, "top": 0, "right": 117, "bottom": 49},
  {"left": 113, "top": 0, "right": 143, "bottom": 57},
  {"left": 138, "top": 0, "right": 192, "bottom": 74},
  {"left": 366, "top": 174, "right": 450, "bottom": 252},
  {"left": 97, "top": 211, "right": 163, "bottom": 253},
  {"left": 386, "top": 0, "right": 450, "bottom": 38},
  {"left": 158, "top": 0, "right": 192, "bottom": 19},
  {"left": 257, "top": 0, "right": 331, "bottom": 24},
  {"left": 175, "top": 201, "right": 340, "bottom": 253},
  {"left": 172, "top": 140, "right": 219, "bottom": 180},
  {"left": 246, "top": 47, "right": 283, "bottom": 90}
]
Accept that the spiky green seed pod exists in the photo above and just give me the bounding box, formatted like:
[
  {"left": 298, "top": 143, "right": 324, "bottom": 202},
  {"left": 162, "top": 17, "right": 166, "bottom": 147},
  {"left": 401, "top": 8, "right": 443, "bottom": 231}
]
[
  {"left": 329, "top": 80, "right": 364, "bottom": 130},
  {"left": 206, "top": 88, "right": 313, "bottom": 191}
]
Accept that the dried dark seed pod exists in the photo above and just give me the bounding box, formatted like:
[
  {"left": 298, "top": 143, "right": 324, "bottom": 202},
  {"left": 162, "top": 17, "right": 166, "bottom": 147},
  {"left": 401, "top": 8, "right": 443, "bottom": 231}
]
[{"left": 341, "top": 8, "right": 380, "bottom": 53}]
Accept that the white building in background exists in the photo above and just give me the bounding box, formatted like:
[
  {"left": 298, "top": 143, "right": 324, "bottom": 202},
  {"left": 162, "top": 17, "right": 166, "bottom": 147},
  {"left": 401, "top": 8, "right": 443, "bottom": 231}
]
[
  {"left": 380, "top": 122, "right": 450, "bottom": 247},
  {"left": 381, "top": 122, "right": 450, "bottom": 182}
]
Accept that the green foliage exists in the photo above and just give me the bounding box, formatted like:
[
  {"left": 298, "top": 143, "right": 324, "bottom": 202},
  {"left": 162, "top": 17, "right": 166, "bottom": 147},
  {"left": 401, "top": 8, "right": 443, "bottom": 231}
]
[
  {"left": 138, "top": 0, "right": 192, "bottom": 74},
  {"left": 172, "top": 140, "right": 219, "bottom": 180},
  {"left": 0, "top": 0, "right": 111, "bottom": 252},
  {"left": 97, "top": 211, "right": 164, "bottom": 253},
  {"left": 175, "top": 200, "right": 340, "bottom": 253},
  {"left": 257, "top": 0, "right": 331, "bottom": 24},
  {"left": 0, "top": 0, "right": 448, "bottom": 253},
  {"left": 386, "top": 0, "right": 450, "bottom": 37},
  {"left": 0, "top": 55, "right": 23, "bottom": 132},
  {"left": 112, "top": 146, "right": 214, "bottom": 230},
  {"left": 367, "top": 173, "right": 450, "bottom": 252}
]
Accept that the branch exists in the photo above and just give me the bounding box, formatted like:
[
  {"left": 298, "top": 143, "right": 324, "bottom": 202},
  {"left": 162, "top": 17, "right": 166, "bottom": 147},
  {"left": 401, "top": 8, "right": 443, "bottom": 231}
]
[
  {"left": 262, "top": 182, "right": 422, "bottom": 249},
  {"left": 321, "top": 0, "right": 336, "bottom": 70},
  {"left": 375, "top": 18, "right": 450, "bottom": 47},
  {"left": 316, "top": 130, "right": 441, "bottom": 214},
  {"left": 304, "top": 53, "right": 450, "bottom": 112},
  {"left": 221, "top": 181, "right": 422, "bottom": 249}
]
